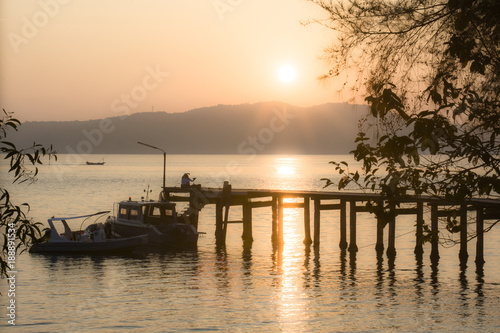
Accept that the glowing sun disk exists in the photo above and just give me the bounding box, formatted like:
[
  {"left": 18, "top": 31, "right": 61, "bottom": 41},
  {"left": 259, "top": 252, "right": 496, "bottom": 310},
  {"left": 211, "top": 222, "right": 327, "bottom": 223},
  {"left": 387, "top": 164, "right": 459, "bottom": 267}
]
[{"left": 279, "top": 65, "right": 296, "bottom": 83}]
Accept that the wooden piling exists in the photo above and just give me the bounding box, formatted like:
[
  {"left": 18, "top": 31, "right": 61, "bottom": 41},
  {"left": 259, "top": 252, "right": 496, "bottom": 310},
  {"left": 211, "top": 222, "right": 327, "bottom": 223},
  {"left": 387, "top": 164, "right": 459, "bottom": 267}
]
[
  {"left": 386, "top": 202, "right": 396, "bottom": 259},
  {"left": 376, "top": 217, "right": 384, "bottom": 254},
  {"left": 278, "top": 196, "right": 284, "bottom": 246},
  {"left": 222, "top": 183, "right": 231, "bottom": 245},
  {"left": 314, "top": 198, "right": 321, "bottom": 248},
  {"left": 303, "top": 197, "right": 312, "bottom": 246},
  {"left": 215, "top": 201, "right": 224, "bottom": 248},
  {"left": 272, "top": 196, "right": 278, "bottom": 244},
  {"left": 187, "top": 187, "right": 205, "bottom": 229},
  {"left": 476, "top": 206, "right": 485, "bottom": 266},
  {"left": 430, "top": 204, "right": 440, "bottom": 262},
  {"left": 375, "top": 199, "right": 384, "bottom": 254},
  {"left": 242, "top": 200, "right": 253, "bottom": 244},
  {"left": 339, "top": 199, "right": 348, "bottom": 250},
  {"left": 459, "top": 204, "right": 468, "bottom": 263},
  {"left": 214, "top": 182, "right": 232, "bottom": 248},
  {"left": 414, "top": 202, "right": 424, "bottom": 256},
  {"left": 348, "top": 200, "right": 358, "bottom": 253}
]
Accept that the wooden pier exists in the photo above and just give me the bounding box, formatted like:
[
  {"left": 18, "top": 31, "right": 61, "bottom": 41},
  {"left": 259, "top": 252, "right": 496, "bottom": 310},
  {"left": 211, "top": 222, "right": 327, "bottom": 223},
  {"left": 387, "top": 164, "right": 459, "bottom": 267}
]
[{"left": 162, "top": 183, "right": 500, "bottom": 267}]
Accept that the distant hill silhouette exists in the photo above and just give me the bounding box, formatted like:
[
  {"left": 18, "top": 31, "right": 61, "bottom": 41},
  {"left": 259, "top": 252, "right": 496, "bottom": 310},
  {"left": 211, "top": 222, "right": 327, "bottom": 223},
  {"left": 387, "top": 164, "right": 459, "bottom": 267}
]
[{"left": 10, "top": 102, "right": 368, "bottom": 155}]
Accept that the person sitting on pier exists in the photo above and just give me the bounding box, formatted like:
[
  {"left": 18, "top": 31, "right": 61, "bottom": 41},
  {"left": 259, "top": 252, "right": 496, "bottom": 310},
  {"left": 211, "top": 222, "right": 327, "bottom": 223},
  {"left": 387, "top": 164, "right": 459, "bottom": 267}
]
[{"left": 181, "top": 173, "right": 196, "bottom": 188}]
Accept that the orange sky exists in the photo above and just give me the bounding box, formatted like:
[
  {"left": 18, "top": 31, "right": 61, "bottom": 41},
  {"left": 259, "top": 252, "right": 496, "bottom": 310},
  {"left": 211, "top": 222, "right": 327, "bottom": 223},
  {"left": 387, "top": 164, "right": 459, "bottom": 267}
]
[{"left": 1, "top": 0, "right": 347, "bottom": 121}]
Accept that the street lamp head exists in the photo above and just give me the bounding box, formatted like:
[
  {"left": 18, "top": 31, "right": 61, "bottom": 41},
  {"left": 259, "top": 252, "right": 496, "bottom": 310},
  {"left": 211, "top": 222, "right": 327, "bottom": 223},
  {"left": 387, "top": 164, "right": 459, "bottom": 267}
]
[{"left": 137, "top": 141, "right": 167, "bottom": 189}]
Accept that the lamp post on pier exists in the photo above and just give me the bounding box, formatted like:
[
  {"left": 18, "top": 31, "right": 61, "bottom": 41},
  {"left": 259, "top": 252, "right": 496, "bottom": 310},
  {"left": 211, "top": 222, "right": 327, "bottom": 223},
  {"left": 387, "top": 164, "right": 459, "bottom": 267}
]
[{"left": 138, "top": 141, "right": 167, "bottom": 189}]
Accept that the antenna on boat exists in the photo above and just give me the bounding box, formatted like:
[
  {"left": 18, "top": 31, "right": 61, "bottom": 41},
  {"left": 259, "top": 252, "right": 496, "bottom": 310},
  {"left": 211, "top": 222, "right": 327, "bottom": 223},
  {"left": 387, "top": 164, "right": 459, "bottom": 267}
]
[
  {"left": 143, "top": 184, "right": 152, "bottom": 201},
  {"left": 137, "top": 142, "right": 167, "bottom": 190}
]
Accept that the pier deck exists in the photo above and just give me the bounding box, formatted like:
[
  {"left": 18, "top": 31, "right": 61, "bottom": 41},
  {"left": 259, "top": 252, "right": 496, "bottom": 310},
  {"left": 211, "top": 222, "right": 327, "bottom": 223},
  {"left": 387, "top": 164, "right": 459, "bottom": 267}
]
[{"left": 162, "top": 183, "right": 500, "bottom": 267}]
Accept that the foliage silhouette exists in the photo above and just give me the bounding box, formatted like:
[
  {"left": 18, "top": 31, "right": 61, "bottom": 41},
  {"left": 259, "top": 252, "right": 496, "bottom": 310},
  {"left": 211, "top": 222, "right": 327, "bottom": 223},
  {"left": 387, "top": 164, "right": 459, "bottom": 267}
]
[
  {"left": 310, "top": 0, "right": 500, "bottom": 241},
  {"left": 1, "top": 110, "right": 57, "bottom": 278}
]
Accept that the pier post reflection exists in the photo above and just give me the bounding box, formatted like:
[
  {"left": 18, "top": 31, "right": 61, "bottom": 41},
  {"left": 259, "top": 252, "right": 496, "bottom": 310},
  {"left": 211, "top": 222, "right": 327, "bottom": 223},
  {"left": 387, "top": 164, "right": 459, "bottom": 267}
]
[
  {"left": 413, "top": 255, "right": 425, "bottom": 308},
  {"left": 215, "top": 247, "right": 230, "bottom": 293},
  {"left": 475, "top": 268, "right": 485, "bottom": 314},
  {"left": 430, "top": 261, "right": 439, "bottom": 304},
  {"left": 241, "top": 243, "right": 253, "bottom": 289},
  {"left": 459, "top": 262, "right": 469, "bottom": 316}
]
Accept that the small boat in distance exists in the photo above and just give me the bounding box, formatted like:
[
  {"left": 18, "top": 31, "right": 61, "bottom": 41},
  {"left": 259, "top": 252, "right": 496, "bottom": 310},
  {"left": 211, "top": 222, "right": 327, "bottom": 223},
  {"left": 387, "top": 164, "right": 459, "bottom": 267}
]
[
  {"left": 29, "top": 211, "right": 148, "bottom": 255},
  {"left": 86, "top": 160, "right": 105, "bottom": 165},
  {"left": 106, "top": 199, "right": 198, "bottom": 250}
]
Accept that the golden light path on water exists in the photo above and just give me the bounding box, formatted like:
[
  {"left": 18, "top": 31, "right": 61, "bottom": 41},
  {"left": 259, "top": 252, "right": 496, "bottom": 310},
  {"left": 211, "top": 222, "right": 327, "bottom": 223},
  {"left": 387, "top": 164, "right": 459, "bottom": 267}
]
[
  {"left": 270, "top": 156, "right": 311, "bottom": 331},
  {"left": 275, "top": 209, "right": 311, "bottom": 331}
]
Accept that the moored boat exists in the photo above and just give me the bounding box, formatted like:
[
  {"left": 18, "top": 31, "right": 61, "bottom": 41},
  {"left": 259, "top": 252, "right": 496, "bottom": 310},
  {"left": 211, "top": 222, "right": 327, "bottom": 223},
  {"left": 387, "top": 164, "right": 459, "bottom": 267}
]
[
  {"left": 106, "top": 199, "right": 198, "bottom": 250},
  {"left": 29, "top": 211, "right": 148, "bottom": 255}
]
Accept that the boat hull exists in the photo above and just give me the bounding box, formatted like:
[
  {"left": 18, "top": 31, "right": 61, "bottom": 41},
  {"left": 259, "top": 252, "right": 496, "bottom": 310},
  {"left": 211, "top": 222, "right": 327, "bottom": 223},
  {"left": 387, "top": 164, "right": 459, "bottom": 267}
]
[
  {"left": 29, "top": 235, "right": 148, "bottom": 255},
  {"left": 112, "top": 221, "right": 198, "bottom": 250}
]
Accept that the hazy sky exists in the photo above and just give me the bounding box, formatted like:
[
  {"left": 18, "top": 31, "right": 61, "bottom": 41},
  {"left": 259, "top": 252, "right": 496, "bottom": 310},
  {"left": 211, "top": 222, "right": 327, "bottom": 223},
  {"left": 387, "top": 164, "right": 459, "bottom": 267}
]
[{"left": 1, "top": 0, "right": 346, "bottom": 121}]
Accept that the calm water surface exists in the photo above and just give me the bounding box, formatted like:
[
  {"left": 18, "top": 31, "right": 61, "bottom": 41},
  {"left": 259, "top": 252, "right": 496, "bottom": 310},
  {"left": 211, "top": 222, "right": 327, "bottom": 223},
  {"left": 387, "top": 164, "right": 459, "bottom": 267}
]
[{"left": 2, "top": 154, "right": 500, "bottom": 332}]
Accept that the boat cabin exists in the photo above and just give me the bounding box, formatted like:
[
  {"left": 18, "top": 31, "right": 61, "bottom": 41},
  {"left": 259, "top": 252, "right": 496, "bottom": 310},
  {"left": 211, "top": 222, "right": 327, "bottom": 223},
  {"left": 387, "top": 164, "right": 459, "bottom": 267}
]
[{"left": 116, "top": 200, "right": 178, "bottom": 226}]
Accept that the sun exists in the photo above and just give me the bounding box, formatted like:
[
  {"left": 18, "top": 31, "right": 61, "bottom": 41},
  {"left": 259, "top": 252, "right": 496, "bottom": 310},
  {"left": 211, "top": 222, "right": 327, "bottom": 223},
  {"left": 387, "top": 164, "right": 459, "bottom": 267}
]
[{"left": 278, "top": 65, "right": 296, "bottom": 83}]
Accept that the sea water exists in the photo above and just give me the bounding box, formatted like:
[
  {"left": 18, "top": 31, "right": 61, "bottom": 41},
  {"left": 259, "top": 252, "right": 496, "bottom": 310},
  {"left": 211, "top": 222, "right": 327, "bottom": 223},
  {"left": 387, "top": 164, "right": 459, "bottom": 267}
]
[{"left": 1, "top": 154, "right": 500, "bottom": 332}]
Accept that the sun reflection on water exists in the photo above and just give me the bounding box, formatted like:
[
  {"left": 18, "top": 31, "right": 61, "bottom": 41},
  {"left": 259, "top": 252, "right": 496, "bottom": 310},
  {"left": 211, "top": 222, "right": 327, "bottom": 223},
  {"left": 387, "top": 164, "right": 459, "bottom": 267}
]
[
  {"left": 275, "top": 164, "right": 296, "bottom": 177},
  {"left": 271, "top": 156, "right": 302, "bottom": 190},
  {"left": 272, "top": 208, "right": 313, "bottom": 331},
  {"left": 274, "top": 156, "right": 298, "bottom": 175}
]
